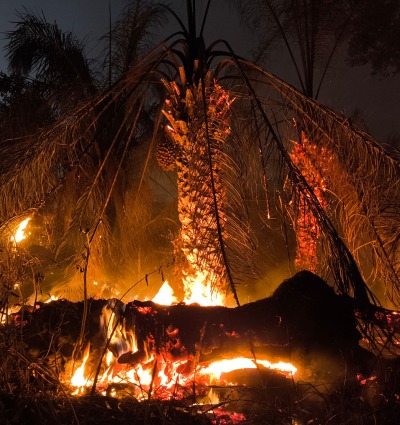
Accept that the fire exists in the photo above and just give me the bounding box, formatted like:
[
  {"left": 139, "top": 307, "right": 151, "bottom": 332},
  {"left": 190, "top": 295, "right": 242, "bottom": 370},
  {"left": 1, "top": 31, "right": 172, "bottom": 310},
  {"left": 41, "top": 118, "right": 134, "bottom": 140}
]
[
  {"left": 202, "top": 358, "right": 297, "bottom": 380},
  {"left": 152, "top": 281, "right": 177, "bottom": 305},
  {"left": 67, "top": 299, "right": 298, "bottom": 400},
  {"left": 10, "top": 217, "right": 30, "bottom": 243},
  {"left": 183, "top": 269, "right": 226, "bottom": 306},
  {"left": 152, "top": 276, "right": 226, "bottom": 308},
  {"left": 45, "top": 295, "right": 58, "bottom": 303},
  {"left": 70, "top": 344, "right": 92, "bottom": 393},
  {"left": 66, "top": 257, "right": 296, "bottom": 400},
  {"left": 290, "top": 131, "right": 331, "bottom": 272}
]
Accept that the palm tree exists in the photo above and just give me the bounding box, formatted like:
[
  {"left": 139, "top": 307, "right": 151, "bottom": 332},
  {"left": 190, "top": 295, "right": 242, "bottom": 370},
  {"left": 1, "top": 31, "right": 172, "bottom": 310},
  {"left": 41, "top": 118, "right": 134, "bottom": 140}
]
[{"left": 0, "top": 0, "right": 399, "bottom": 322}]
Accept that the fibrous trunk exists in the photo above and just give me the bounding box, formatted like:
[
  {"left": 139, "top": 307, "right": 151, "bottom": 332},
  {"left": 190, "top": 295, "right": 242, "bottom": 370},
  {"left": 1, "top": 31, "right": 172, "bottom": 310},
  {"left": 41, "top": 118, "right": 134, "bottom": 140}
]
[{"left": 159, "top": 71, "right": 234, "bottom": 303}]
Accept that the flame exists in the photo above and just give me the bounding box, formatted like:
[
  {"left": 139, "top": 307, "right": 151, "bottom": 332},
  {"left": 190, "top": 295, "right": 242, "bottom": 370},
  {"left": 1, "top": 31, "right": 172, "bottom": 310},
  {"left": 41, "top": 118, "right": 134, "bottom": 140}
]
[
  {"left": 152, "top": 276, "right": 226, "bottom": 307},
  {"left": 152, "top": 281, "right": 177, "bottom": 305},
  {"left": 202, "top": 358, "right": 297, "bottom": 380},
  {"left": 64, "top": 282, "right": 297, "bottom": 398},
  {"left": 10, "top": 217, "right": 31, "bottom": 243},
  {"left": 45, "top": 295, "right": 58, "bottom": 303},
  {"left": 183, "top": 269, "right": 226, "bottom": 306},
  {"left": 64, "top": 283, "right": 297, "bottom": 399},
  {"left": 66, "top": 273, "right": 296, "bottom": 400},
  {"left": 70, "top": 344, "right": 92, "bottom": 393}
]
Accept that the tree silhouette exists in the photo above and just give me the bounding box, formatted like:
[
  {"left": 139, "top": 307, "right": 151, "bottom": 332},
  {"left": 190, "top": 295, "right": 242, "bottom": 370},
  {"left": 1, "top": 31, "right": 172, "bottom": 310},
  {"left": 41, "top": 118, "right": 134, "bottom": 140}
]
[
  {"left": 235, "top": 0, "right": 357, "bottom": 98},
  {"left": 346, "top": 0, "right": 400, "bottom": 76}
]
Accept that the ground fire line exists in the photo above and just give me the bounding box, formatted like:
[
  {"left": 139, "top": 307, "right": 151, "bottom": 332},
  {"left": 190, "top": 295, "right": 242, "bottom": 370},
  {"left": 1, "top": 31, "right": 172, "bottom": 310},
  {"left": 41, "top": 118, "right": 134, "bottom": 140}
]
[{"left": 19, "top": 271, "right": 382, "bottom": 402}]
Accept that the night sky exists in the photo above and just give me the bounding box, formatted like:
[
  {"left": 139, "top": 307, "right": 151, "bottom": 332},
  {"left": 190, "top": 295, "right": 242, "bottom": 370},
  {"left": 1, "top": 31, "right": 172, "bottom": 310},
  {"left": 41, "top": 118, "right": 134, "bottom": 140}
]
[{"left": 1, "top": 0, "right": 400, "bottom": 142}]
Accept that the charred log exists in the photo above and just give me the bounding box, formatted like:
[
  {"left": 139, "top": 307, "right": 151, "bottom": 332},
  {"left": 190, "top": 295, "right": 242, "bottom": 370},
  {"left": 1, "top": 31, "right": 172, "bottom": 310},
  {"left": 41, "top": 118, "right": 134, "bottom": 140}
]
[
  {"left": 20, "top": 271, "right": 371, "bottom": 376},
  {"left": 112, "top": 271, "right": 365, "bottom": 371}
]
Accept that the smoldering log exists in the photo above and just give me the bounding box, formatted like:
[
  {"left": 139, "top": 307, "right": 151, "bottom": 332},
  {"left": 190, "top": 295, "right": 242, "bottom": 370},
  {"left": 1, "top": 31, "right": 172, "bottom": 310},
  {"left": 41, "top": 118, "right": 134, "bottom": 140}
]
[
  {"left": 21, "top": 271, "right": 368, "bottom": 373},
  {"left": 113, "top": 271, "right": 362, "bottom": 366}
]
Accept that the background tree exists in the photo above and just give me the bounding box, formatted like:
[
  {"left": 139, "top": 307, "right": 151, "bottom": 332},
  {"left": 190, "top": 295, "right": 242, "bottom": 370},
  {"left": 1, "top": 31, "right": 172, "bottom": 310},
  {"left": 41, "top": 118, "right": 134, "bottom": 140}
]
[
  {"left": 235, "top": 0, "right": 358, "bottom": 99},
  {"left": 346, "top": 0, "right": 400, "bottom": 76}
]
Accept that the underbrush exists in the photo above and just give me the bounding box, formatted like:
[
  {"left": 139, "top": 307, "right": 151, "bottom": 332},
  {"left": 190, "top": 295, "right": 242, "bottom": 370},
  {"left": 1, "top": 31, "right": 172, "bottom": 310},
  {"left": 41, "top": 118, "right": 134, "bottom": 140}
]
[{"left": 0, "top": 320, "right": 399, "bottom": 425}]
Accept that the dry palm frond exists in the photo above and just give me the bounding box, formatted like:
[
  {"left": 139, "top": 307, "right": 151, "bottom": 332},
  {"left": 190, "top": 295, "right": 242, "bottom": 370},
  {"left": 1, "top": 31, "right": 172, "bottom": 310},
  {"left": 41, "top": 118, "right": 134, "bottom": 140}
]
[
  {"left": 230, "top": 61, "right": 398, "bottom": 306},
  {"left": 105, "top": 0, "right": 168, "bottom": 82},
  {"left": 0, "top": 110, "right": 93, "bottom": 223}
]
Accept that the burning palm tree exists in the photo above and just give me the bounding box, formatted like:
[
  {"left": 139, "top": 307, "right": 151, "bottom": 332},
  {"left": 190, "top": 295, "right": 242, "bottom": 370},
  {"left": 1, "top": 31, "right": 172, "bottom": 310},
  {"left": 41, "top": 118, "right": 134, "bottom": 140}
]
[{"left": 0, "top": 0, "right": 398, "bottom": 314}]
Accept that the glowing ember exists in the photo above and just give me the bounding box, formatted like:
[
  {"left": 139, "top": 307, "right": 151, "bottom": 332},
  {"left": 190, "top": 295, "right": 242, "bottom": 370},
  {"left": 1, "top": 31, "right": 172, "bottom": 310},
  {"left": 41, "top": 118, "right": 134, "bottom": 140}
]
[
  {"left": 10, "top": 217, "right": 30, "bottom": 243},
  {"left": 290, "top": 131, "right": 331, "bottom": 272},
  {"left": 152, "top": 281, "right": 177, "bottom": 305}
]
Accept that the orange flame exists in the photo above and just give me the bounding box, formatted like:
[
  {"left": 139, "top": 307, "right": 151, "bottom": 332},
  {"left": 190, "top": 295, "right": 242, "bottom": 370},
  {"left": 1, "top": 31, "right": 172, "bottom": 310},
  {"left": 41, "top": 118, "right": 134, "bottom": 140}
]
[
  {"left": 70, "top": 344, "right": 92, "bottom": 394},
  {"left": 10, "top": 217, "right": 30, "bottom": 243},
  {"left": 201, "top": 358, "right": 297, "bottom": 380}
]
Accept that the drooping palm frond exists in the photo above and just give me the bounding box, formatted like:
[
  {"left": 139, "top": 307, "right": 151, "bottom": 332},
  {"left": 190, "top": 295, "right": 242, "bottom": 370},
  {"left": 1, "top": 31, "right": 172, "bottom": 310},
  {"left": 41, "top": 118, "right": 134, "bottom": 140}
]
[
  {"left": 296, "top": 104, "right": 400, "bottom": 306},
  {"left": 0, "top": 108, "right": 93, "bottom": 223},
  {"left": 105, "top": 0, "right": 168, "bottom": 82},
  {"left": 227, "top": 61, "right": 398, "bottom": 306},
  {"left": 0, "top": 59, "right": 157, "bottom": 295}
]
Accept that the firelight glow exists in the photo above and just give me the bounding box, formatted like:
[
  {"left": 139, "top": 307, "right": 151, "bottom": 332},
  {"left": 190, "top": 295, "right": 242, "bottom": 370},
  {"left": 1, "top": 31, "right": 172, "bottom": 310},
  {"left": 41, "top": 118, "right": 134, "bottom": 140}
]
[{"left": 10, "top": 217, "right": 30, "bottom": 243}]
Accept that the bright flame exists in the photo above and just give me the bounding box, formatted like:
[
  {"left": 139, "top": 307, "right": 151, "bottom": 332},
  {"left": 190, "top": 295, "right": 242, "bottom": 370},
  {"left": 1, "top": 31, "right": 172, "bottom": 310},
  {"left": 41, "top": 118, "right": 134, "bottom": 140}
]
[
  {"left": 182, "top": 254, "right": 227, "bottom": 306},
  {"left": 183, "top": 270, "right": 226, "bottom": 306},
  {"left": 152, "top": 281, "right": 177, "bottom": 305},
  {"left": 45, "top": 295, "right": 58, "bottom": 303},
  {"left": 202, "top": 358, "right": 297, "bottom": 380},
  {"left": 66, "top": 278, "right": 297, "bottom": 399},
  {"left": 70, "top": 344, "right": 92, "bottom": 393},
  {"left": 10, "top": 217, "right": 30, "bottom": 243}
]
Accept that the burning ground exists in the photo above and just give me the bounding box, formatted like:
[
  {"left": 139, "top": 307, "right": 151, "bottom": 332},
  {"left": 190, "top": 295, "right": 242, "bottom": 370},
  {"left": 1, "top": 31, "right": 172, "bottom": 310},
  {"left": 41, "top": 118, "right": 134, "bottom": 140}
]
[{"left": 1, "top": 271, "right": 400, "bottom": 424}]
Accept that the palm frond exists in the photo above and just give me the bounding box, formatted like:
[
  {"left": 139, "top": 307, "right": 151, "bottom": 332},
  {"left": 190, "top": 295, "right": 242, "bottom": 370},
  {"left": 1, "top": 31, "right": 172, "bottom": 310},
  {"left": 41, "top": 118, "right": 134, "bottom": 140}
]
[
  {"left": 6, "top": 9, "right": 93, "bottom": 83},
  {"left": 229, "top": 61, "right": 398, "bottom": 305},
  {"left": 105, "top": 0, "right": 168, "bottom": 82}
]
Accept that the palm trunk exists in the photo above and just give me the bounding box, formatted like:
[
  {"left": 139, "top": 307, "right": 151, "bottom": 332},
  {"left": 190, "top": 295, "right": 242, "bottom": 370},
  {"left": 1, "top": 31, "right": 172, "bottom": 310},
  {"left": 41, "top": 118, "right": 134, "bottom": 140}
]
[{"left": 160, "top": 72, "right": 234, "bottom": 303}]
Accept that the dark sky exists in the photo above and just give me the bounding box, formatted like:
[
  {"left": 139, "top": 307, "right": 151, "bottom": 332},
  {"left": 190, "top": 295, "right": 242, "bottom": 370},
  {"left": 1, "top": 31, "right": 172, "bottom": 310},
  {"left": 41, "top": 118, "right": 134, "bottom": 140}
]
[{"left": 1, "top": 0, "right": 400, "bottom": 142}]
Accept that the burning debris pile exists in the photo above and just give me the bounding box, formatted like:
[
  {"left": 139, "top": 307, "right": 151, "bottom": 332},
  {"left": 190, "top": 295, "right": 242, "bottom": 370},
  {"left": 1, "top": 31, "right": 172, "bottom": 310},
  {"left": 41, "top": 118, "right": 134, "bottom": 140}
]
[
  {"left": 19, "top": 272, "right": 368, "bottom": 398},
  {"left": 1, "top": 273, "right": 400, "bottom": 424}
]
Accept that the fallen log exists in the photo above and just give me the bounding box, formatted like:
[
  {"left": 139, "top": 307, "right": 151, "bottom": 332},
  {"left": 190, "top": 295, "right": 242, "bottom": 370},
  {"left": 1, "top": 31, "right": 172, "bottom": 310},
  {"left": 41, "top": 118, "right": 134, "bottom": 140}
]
[
  {"left": 110, "top": 270, "right": 361, "bottom": 366},
  {"left": 21, "top": 271, "right": 369, "bottom": 377}
]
